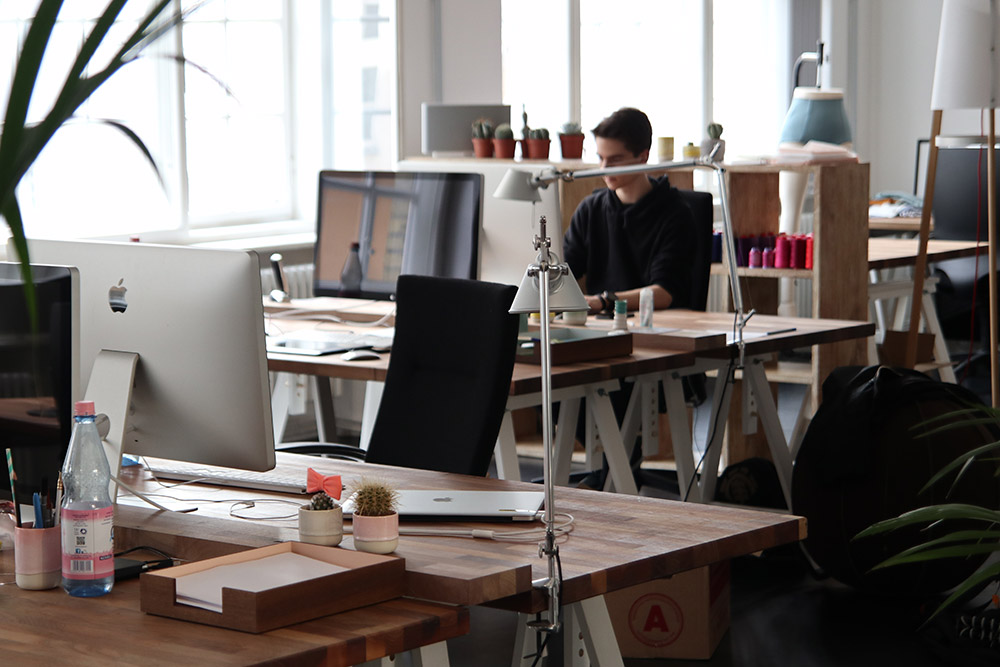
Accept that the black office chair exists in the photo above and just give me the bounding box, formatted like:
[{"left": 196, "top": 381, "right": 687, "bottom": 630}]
[
  {"left": 278, "top": 275, "right": 520, "bottom": 477},
  {"left": 679, "top": 189, "right": 715, "bottom": 313}
]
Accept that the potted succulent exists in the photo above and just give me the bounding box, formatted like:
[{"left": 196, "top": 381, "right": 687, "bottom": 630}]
[
  {"left": 471, "top": 118, "right": 495, "bottom": 158},
  {"left": 350, "top": 478, "right": 400, "bottom": 554},
  {"left": 493, "top": 123, "right": 516, "bottom": 159},
  {"left": 298, "top": 491, "right": 343, "bottom": 546},
  {"left": 700, "top": 122, "right": 725, "bottom": 162},
  {"left": 558, "top": 121, "right": 585, "bottom": 159},
  {"left": 525, "top": 128, "right": 551, "bottom": 160}
]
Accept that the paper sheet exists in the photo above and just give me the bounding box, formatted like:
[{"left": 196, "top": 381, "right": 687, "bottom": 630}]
[{"left": 175, "top": 552, "right": 348, "bottom": 613}]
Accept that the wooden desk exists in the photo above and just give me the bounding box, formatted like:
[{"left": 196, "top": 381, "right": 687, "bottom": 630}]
[
  {"left": 0, "top": 547, "right": 468, "bottom": 666},
  {"left": 867, "top": 237, "right": 987, "bottom": 270},
  {"left": 624, "top": 311, "right": 875, "bottom": 507},
  {"left": 115, "top": 454, "right": 803, "bottom": 642},
  {"left": 868, "top": 216, "right": 930, "bottom": 233},
  {"left": 269, "top": 325, "right": 696, "bottom": 494}
]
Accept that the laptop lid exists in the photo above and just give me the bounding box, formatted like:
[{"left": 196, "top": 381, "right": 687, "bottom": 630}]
[{"left": 342, "top": 489, "right": 544, "bottom": 522}]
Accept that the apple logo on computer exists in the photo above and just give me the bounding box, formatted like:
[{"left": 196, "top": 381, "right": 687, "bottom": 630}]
[
  {"left": 432, "top": 496, "right": 453, "bottom": 504},
  {"left": 108, "top": 278, "right": 128, "bottom": 313}
]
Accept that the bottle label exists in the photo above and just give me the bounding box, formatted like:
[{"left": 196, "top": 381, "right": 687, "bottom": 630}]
[{"left": 61, "top": 506, "right": 114, "bottom": 580}]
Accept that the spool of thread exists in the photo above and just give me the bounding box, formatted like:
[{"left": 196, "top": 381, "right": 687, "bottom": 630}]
[
  {"left": 805, "top": 234, "right": 814, "bottom": 269},
  {"left": 748, "top": 246, "right": 762, "bottom": 268},
  {"left": 774, "top": 235, "right": 790, "bottom": 268},
  {"left": 762, "top": 247, "right": 775, "bottom": 268},
  {"left": 790, "top": 235, "right": 807, "bottom": 269}
]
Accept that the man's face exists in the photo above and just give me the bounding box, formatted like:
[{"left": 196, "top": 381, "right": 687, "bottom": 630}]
[{"left": 596, "top": 137, "right": 649, "bottom": 190}]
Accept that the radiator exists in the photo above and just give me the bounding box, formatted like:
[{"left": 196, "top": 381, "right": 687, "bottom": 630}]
[{"left": 260, "top": 263, "right": 315, "bottom": 299}]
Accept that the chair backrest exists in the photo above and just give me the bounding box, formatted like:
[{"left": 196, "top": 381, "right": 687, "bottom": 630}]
[
  {"left": 365, "top": 275, "right": 519, "bottom": 476},
  {"left": 678, "top": 189, "right": 714, "bottom": 311}
]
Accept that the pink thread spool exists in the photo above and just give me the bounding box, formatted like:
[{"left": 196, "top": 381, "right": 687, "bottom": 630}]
[
  {"left": 748, "top": 246, "right": 762, "bottom": 268},
  {"left": 774, "top": 235, "right": 790, "bottom": 268},
  {"left": 762, "top": 247, "right": 775, "bottom": 268},
  {"left": 805, "top": 234, "right": 814, "bottom": 269},
  {"left": 789, "top": 235, "right": 804, "bottom": 269}
]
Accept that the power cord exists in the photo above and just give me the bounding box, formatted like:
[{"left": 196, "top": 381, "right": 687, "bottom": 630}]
[{"left": 683, "top": 359, "right": 735, "bottom": 502}]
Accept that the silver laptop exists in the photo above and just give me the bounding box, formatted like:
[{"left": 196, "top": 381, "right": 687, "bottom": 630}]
[{"left": 342, "top": 489, "right": 544, "bottom": 522}]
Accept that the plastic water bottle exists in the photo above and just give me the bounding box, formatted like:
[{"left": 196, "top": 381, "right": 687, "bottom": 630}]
[
  {"left": 340, "top": 242, "right": 363, "bottom": 296},
  {"left": 60, "top": 400, "right": 114, "bottom": 597},
  {"left": 639, "top": 288, "right": 654, "bottom": 328}
]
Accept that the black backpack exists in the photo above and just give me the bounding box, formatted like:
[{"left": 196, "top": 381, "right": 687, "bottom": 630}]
[{"left": 792, "top": 365, "right": 1000, "bottom": 596}]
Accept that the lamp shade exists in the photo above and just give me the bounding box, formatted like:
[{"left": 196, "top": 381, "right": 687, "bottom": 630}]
[
  {"left": 493, "top": 168, "right": 542, "bottom": 202},
  {"left": 931, "top": 0, "right": 1000, "bottom": 110},
  {"left": 509, "top": 264, "right": 589, "bottom": 314},
  {"left": 779, "top": 88, "right": 852, "bottom": 145}
]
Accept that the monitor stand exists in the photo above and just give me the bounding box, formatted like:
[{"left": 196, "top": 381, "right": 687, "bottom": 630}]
[{"left": 85, "top": 350, "right": 189, "bottom": 512}]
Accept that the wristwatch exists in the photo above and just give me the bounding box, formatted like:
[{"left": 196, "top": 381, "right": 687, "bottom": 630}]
[{"left": 599, "top": 290, "right": 617, "bottom": 311}]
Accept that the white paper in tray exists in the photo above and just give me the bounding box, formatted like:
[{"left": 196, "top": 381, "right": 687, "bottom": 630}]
[{"left": 175, "top": 552, "right": 348, "bottom": 613}]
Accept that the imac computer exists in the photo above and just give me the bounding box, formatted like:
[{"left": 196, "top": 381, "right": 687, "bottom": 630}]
[
  {"left": 0, "top": 262, "right": 79, "bottom": 506},
  {"left": 313, "top": 170, "right": 482, "bottom": 300},
  {"left": 23, "top": 240, "right": 275, "bottom": 479}
]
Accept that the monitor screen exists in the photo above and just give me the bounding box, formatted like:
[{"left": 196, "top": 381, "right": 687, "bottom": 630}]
[
  {"left": 24, "top": 240, "right": 275, "bottom": 472},
  {"left": 313, "top": 170, "right": 482, "bottom": 300},
  {"left": 915, "top": 136, "right": 998, "bottom": 241},
  {"left": 0, "top": 262, "right": 79, "bottom": 503}
]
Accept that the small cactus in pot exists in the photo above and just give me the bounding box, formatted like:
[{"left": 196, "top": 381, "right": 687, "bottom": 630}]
[
  {"left": 298, "top": 491, "right": 343, "bottom": 546},
  {"left": 559, "top": 121, "right": 585, "bottom": 159},
  {"left": 350, "top": 478, "right": 400, "bottom": 554},
  {"left": 471, "top": 118, "right": 495, "bottom": 157},
  {"left": 701, "top": 122, "right": 725, "bottom": 162},
  {"left": 493, "top": 123, "right": 516, "bottom": 158}
]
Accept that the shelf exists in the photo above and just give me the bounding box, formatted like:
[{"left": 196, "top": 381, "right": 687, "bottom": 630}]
[{"left": 710, "top": 263, "right": 812, "bottom": 279}]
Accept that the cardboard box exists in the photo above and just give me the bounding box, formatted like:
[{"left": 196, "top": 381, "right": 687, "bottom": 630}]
[
  {"left": 605, "top": 561, "right": 730, "bottom": 660},
  {"left": 878, "top": 330, "right": 935, "bottom": 366},
  {"left": 140, "top": 541, "right": 404, "bottom": 633}
]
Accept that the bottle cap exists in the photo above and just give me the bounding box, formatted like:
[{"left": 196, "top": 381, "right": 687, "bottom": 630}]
[
  {"left": 614, "top": 299, "right": 627, "bottom": 314},
  {"left": 74, "top": 400, "right": 95, "bottom": 417}
]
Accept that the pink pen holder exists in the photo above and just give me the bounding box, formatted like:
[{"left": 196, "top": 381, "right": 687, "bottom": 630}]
[{"left": 14, "top": 523, "right": 61, "bottom": 590}]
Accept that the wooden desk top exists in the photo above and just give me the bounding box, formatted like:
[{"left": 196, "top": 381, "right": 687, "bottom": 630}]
[
  {"left": 868, "top": 237, "right": 988, "bottom": 270},
  {"left": 868, "top": 216, "right": 930, "bottom": 233},
  {"left": 0, "top": 550, "right": 467, "bottom": 666},
  {"left": 639, "top": 310, "right": 874, "bottom": 359},
  {"left": 116, "top": 454, "right": 806, "bottom": 614},
  {"left": 267, "top": 322, "right": 697, "bottom": 395}
]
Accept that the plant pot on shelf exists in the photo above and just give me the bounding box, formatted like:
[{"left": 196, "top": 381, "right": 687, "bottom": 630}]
[
  {"left": 352, "top": 513, "right": 399, "bottom": 554},
  {"left": 472, "top": 137, "right": 494, "bottom": 158},
  {"left": 493, "top": 138, "right": 516, "bottom": 159},
  {"left": 700, "top": 138, "right": 725, "bottom": 162},
  {"left": 559, "top": 133, "right": 584, "bottom": 159},
  {"left": 298, "top": 505, "right": 344, "bottom": 546},
  {"left": 525, "top": 138, "right": 551, "bottom": 160}
]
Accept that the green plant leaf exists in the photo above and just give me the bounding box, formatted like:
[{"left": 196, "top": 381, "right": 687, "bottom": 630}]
[
  {"left": 925, "top": 561, "right": 1000, "bottom": 624},
  {"left": 854, "top": 503, "right": 1000, "bottom": 540},
  {"left": 0, "top": 0, "right": 63, "bottom": 215},
  {"left": 920, "top": 439, "right": 1000, "bottom": 494},
  {"left": 875, "top": 542, "right": 1000, "bottom": 570},
  {"left": 2, "top": 195, "right": 36, "bottom": 332},
  {"left": 88, "top": 118, "right": 164, "bottom": 187}
]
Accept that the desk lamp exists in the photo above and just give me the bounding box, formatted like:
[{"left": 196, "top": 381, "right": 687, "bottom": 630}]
[
  {"left": 777, "top": 42, "right": 853, "bottom": 316},
  {"left": 908, "top": 0, "right": 999, "bottom": 405},
  {"left": 494, "top": 148, "right": 748, "bottom": 632}
]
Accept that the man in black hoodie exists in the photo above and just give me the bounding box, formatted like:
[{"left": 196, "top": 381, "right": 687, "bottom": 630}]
[{"left": 563, "top": 107, "right": 696, "bottom": 314}]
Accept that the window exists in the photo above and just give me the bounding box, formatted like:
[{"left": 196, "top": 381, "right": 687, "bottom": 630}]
[
  {"left": 501, "top": 0, "right": 789, "bottom": 164},
  {"left": 2, "top": 0, "right": 397, "bottom": 244}
]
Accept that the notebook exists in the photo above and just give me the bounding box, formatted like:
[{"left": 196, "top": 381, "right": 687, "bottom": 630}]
[
  {"left": 341, "top": 489, "right": 545, "bottom": 522},
  {"left": 265, "top": 329, "right": 394, "bottom": 356}
]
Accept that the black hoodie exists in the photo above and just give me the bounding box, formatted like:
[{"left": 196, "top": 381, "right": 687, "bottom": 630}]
[{"left": 562, "top": 175, "right": 695, "bottom": 308}]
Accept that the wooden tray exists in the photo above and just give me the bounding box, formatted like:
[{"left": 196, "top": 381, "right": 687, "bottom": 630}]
[
  {"left": 140, "top": 541, "right": 404, "bottom": 633},
  {"left": 516, "top": 327, "right": 632, "bottom": 365}
]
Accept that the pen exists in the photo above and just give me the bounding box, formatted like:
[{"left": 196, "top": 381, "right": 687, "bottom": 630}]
[
  {"left": 766, "top": 327, "right": 797, "bottom": 336},
  {"left": 5, "top": 448, "right": 20, "bottom": 528},
  {"left": 55, "top": 474, "right": 62, "bottom": 526},
  {"left": 33, "top": 492, "right": 44, "bottom": 529}
]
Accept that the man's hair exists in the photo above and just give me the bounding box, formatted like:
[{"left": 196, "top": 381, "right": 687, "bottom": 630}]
[{"left": 592, "top": 107, "right": 652, "bottom": 156}]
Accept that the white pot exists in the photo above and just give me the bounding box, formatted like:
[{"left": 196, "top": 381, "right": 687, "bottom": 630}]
[{"left": 298, "top": 506, "right": 343, "bottom": 546}]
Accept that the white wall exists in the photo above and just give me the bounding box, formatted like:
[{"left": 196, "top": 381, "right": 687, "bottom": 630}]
[
  {"left": 396, "top": 0, "right": 503, "bottom": 160},
  {"left": 853, "top": 0, "right": 989, "bottom": 195}
]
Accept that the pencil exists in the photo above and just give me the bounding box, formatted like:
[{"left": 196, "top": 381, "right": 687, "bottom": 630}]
[
  {"left": 55, "top": 474, "right": 62, "bottom": 526},
  {"left": 6, "top": 448, "right": 21, "bottom": 528}
]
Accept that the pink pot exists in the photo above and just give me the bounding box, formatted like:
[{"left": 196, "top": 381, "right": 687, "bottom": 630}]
[{"left": 352, "top": 513, "right": 399, "bottom": 554}]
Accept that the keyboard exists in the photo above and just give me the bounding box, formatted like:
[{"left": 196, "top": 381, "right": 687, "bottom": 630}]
[{"left": 144, "top": 459, "right": 309, "bottom": 495}]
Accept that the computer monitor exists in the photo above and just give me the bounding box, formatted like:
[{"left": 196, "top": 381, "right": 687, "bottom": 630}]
[
  {"left": 915, "top": 136, "right": 998, "bottom": 241},
  {"left": 0, "top": 262, "right": 79, "bottom": 504},
  {"left": 22, "top": 240, "right": 275, "bottom": 475},
  {"left": 313, "top": 170, "right": 482, "bottom": 300}
]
